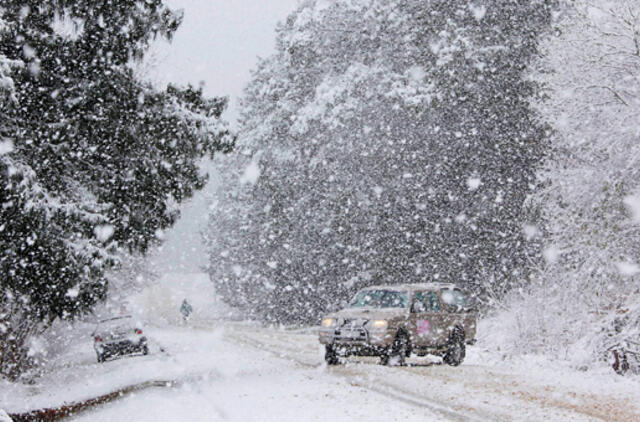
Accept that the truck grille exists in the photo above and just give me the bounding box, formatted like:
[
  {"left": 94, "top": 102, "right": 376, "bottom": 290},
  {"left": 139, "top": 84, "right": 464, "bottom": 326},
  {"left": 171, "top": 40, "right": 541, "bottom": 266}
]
[
  {"left": 336, "top": 319, "right": 368, "bottom": 340},
  {"left": 342, "top": 319, "right": 368, "bottom": 328}
]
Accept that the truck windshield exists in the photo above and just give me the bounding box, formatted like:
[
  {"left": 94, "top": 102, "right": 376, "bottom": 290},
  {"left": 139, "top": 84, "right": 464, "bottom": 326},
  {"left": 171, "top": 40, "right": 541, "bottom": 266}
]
[{"left": 349, "top": 290, "right": 409, "bottom": 309}]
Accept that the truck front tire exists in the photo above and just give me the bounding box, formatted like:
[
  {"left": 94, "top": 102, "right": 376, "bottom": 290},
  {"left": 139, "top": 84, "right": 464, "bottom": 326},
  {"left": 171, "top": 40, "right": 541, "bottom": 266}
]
[
  {"left": 325, "top": 345, "right": 340, "bottom": 365},
  {"left": 381, "top": 332, "right": 409, "bottom": 366}
]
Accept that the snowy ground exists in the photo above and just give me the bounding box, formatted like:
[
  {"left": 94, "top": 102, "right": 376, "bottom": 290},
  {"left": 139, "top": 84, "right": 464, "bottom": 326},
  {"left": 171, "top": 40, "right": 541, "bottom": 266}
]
[{"left": 2, "top": 320, "right": 639, "bottom": 422}]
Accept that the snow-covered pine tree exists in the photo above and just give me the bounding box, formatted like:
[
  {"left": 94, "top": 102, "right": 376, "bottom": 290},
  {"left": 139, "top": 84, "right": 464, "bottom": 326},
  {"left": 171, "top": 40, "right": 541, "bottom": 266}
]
[
  {"left": 207, "top": 0, "right": 553, "bottom": 324},
  {"left": 0, "top": 1, "right": 233, "bottom": 379}
]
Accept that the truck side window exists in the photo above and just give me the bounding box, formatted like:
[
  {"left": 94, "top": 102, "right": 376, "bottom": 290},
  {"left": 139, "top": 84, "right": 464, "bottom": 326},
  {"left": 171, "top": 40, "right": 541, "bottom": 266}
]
[
  {"left": 453, "top": 290, "right": 468, "bottom": 308},
  {"left": 441, "top": 289, "right": 467, "bottom": 312},
  {"left": 412, "top": 292, "right": 441, "bottom": 312},
  {"left": 411, "top": 292, "right": 427, "bottom": 313},
  {"left": 424, "top": 291, "right": 441, "bottom": 312}
]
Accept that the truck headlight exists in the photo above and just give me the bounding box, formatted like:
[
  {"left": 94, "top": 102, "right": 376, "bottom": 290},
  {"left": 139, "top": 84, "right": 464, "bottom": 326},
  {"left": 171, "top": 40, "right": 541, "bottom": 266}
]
[
  {"left": 371, "top": 320, "right": 388, "bottom": 330},
  {"left": 321, "top": 318, "right": 336, "bottom": 328}
]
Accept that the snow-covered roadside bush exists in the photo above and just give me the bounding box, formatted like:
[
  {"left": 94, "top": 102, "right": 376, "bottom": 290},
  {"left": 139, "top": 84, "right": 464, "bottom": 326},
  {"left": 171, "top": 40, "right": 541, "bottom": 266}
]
[
  {"left": 485, "top": 0, "right": 640, "bottom": 369},
  {"left": 0, "top": 409, "right": 12, "bottom": 422}
]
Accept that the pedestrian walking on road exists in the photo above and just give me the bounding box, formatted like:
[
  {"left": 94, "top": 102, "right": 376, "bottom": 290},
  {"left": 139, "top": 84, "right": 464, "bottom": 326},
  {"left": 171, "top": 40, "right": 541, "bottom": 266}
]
[{"left": 180, "top": 299, "right": 193, "bottom": 322}]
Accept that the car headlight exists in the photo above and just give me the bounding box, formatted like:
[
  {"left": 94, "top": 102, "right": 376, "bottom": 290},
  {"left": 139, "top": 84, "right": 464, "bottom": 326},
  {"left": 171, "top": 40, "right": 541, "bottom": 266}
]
[
  {"left": 321, "top": 318, "right": 336, "bottom": 328},
  {"left": 371, "top": 320, "right": 388, "bottom": 330}
]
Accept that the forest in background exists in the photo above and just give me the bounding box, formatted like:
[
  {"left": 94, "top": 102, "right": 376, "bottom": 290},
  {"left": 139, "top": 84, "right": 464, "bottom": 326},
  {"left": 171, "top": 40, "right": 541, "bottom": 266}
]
[
  {"left": 207, "top": 0, "right": 552, "bottom": 323},
  {"left": 206, "top": 0, "right": 640, "bottom": 368},
  {"left": 486, "top": 0, "right": 640, "bottom": 367}
]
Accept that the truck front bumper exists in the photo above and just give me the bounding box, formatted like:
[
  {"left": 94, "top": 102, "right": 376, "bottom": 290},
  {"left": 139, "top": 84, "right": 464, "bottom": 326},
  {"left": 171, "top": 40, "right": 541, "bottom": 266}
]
[{"left": 318, "top": 327, "right": 393, "bottom": 348}]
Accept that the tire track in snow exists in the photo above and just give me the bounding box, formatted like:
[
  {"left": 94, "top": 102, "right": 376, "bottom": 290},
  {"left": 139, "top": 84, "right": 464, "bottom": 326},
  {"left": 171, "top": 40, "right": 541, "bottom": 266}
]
[
  {"left": 223, "top": 327, "right": 488, "bottom": 422},
  {"left": 223, "top": 324, "right": 626, "bottom": 422}
]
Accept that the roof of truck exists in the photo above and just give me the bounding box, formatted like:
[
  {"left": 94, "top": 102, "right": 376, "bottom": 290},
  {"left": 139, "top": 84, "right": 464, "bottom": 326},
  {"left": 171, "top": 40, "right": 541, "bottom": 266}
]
[{"left": 360, "top": 282, "right": 459, "bottom": 291}]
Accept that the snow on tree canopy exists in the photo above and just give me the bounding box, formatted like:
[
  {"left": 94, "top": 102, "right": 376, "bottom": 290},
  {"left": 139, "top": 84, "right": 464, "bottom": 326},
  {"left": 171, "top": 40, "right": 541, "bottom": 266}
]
[
  {"left": 0, "top": 1, "right": 233, "bottom": 379},
  {"left": 206, "top": 0, "right": 553, "bottom": 324},
  {"left": 485, "top": 0, "right": 640, "bottom": 369}
]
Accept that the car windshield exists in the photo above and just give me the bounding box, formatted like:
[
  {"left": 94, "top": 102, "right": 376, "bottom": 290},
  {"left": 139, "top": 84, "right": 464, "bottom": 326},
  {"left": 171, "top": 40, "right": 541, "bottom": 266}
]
[{"left": 349, "top": 290, "right": 409, "bottom": 309}]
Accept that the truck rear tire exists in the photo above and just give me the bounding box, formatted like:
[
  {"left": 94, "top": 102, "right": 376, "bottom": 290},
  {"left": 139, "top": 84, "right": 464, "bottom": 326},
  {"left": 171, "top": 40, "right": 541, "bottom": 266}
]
[{"left": 443, "top": 327, "right": 466, "bottom": 366}]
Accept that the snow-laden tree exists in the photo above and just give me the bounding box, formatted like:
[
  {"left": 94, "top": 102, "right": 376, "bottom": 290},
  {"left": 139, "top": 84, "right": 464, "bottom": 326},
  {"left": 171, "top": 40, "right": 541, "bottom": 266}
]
[
  {"left": 207, "top": 0, "right": 553, "bottom": 323},
  {"left": 487, "top": 0, "right": 640, "bottom": 365},
  {"left": 0, "top": 1, "right": 233, "bottom": 379}
]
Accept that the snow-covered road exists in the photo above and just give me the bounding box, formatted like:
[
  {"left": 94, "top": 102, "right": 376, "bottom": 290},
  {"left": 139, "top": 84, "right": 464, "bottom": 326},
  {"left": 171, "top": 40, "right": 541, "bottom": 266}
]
[
  {"left": 221, "top": 324, "right": 639, "bottom": 421},
  {"left": 66, "top": 325, "right": 441, "bottom": 422},
  {"left": 3, "top": 322, "right": 639, "bottom": 422}
]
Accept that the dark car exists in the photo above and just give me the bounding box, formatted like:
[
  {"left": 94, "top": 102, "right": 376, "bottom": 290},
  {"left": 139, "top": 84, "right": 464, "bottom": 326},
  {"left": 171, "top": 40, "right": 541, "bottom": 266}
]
[{"left": 92, "top": 316, "right": 148, "bottom": 362}]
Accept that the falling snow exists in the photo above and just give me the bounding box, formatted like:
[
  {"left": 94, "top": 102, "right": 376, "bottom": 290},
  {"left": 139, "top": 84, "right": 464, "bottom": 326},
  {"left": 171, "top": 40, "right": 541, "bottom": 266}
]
[{"left": 1, "top": 0, "right": 640, "bottom": 419}]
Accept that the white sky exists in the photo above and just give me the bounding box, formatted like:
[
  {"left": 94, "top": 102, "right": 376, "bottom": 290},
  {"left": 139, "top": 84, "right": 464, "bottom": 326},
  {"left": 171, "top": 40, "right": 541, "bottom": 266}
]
[
  {"left": 147, "top": 0, "right": 300, "bottom": 126},
  {"left": 147, "top": 0, "right": 299, "bottom": 276}
]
